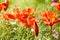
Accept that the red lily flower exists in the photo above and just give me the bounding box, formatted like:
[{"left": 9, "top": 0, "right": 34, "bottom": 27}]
[
  {"left": 16, "top": 13, "right": 27, "bottom": 25},
  {"left": 17, "top": 8, "right": 36, "bottom": 27},
  {"left": 26, "top": 16, "right": 35, "bottom": 27},
  {"left": 3, "top": 8, "right": 20, "bottom": 20},
  {"left": 3, "top": 8, "right": 39, "bottom": 36},
  {"left": 3, "top": 13, "right": 16, "bottom": 20},
  {"left": 40, "top": 10, "right": 60, "bottom": 26},
  {"left": 13, "top": 7, "right": 20, "bottom": 13},
  {"left": 0, "top": 0, "right": 8, "bottom": 11},
  {"left": 22, "top": 8, "right": 36, "bottom": 16},
  {"left": 16, "top": 8, "right": 39, "bottom": 36}
]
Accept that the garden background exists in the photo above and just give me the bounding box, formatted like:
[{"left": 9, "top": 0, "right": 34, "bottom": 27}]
[{"left": 0, "top": 0, "right": 60, "bottom": 40}]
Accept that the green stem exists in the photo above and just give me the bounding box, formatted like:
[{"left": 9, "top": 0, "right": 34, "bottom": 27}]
[
  {"left": 51, "top": 26, "right": 52, "bottom": 34},
  {"left": 50, "top": 26, "right": 52, "bottom": 36},
  {"left": 41, "top": 35, "right": 43, "bottom": 40}
]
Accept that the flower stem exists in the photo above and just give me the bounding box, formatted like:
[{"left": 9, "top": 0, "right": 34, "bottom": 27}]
[
  {"left": 51, "top": 26, "right": 52, "bottom": 33},
  {"left": 41, "top": 35, "right": 43, "bottom": 40},
  {"left": 50, "top": 26, "right": 52, "bottom": 36}
]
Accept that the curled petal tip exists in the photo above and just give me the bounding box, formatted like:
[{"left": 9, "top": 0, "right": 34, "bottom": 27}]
[{"left": 33, "top": 22, "right": 39, "bottom": 36}]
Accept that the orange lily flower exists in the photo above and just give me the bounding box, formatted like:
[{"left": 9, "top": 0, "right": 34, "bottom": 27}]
[
  {"left": 40, "top": 10, "right": 60, "bottom": 26},
  {"left": 52, "top": 2, "right": 60, "bottom": 11},
  {"left": 0, "top": 0, "right": 8, "bottom": 11},
  {"left": 0, "top": 4, "right": 6, "bottom": 11}
]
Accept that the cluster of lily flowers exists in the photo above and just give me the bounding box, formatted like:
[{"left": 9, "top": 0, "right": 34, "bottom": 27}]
[{"left": 0, "top": 0, "right": 60, "bottom": 36}]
